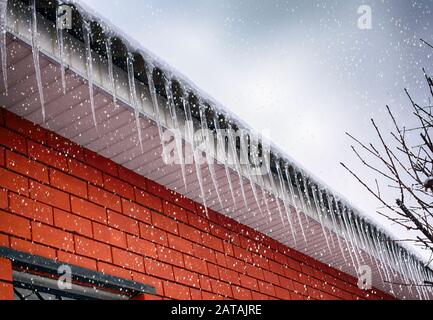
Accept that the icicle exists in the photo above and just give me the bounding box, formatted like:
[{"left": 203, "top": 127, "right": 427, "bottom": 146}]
[
  {"left": 31, "top": 0, "right": 46, "bottom": 122},
  {"left": 318, "top": 190, "right": 335, "bottom": 249},
  {"left": 0, "top": 0, "right": 8, "bottom": 95},
  {"left": 300, "top": 171, "right": 312, "bottom": 228},
  {"left": 284, "top": 164, "right": 307, "bottom": 244},
  {"left": 275, "top": 159, "right": 297, "bottom": 245},
  {"left": 126, "top": 52, "right": 144, "bottom": 153},
  {"left": 105, "top": 37, "right": 117, "bottom": 106},
  {"left": 327, "top": 193, "right": 347, "bottom": 263},
  {"left": 164, "top": 77, "right": 187, "bottom": 191},
  {"left": 311, "top": 185, "right": 332, "bottom": 254},
  {"left": 56, "top": 0, "right": 66, "bottom": 94},
  {"left": 239, "top": 131, "right": 264, "bottom": 216},
  {"left": 181, "top": 87, "right": 208, "bottom": 217},
  {"left": 82, "top": 20, "right": 98, "bottom": 129},
  {"left": 198, "top": 103, "right": 224, "bottom": 211},
  {"left": 213, "top": 113, "right": 237, "bottom": 210},
  {"left": 265, "top": 155, "right": 286, "bottom": 227},
  {"left": 226, "top": 119, "right": 249, "bottom": 210},
  {"left": 253, "top": 151, "right": 273, "bottom": 223}
]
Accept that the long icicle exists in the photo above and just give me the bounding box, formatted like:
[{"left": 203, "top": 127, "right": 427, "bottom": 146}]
[
  {"left": 165, "top": 77, "right": 188, "bottom": 191},
  {"left": 198, "top": 103, "right": 224, "bottom": 211},
  {"left": 284, "top": 163, "right": 307, "bottom": 245},
  {"left": 56, "top": 0, "right": 66, "bottom": 94},
  {"left": 82, "top": 19, "right": 98, "bottom": 129},
  {"left": 105, "top": 36, "right": 117, "bottom": 106},
  {"left": 126, "top": 52, "right": 144, "bottom": 153},
  {"left": 311, "top": 185, "right": 332, "bottom": 254},
  {"left": 275, "top": 159, "right": 297, "bottom": 245},
  {"left": 213, "top": 113, "right": 237, "bottom": 210},
  {"left": 31, "top": 0, "right": 46, "bottom": 122},
  {"left": 239, "top": 131, "right": 264, "bottom": 216},
  {"left": 182, "top": 88, "right": 208, "bottom": 217},
  {"left": 266, "top": 156, "right": 286, "bottom": 227},
  {"left": 227, "top": 118, "right": 249, "bottom": 210},
  {"left": 0, "top": 0, "right": 8, "bottom": 95}
]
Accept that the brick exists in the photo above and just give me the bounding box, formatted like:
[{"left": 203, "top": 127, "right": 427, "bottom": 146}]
[
  {"left": 75, "top": 236, "right": 112, "bottom": 263},
  {"left": 263, "top": 270, "right": 280, "bottom": 286},
  {"left": 0, "top": 189, "right": 6, "bottom": 209},
  {"left": 252, "top": 253, "right": 268, "bottom": 269},
  {"left": 0, "top": 234, "right": 9, "bottom": 247},
  {"left": 173, "top": 267, "right": 200, "bottom": 288},
  {"left": 135, "top": 189, "right": 163, "bottom": 212},
  {"left": 193, "top": 244, "right": 216, "bottom": 263},
  {"left": 0, "top": 146, "right": 4, "bottom": 166},
  {"left": 233, "top": 246, "right": 252, "bottom": 263},
  {"left": 6, "top": 150, "right": 49, "bottom": 183},
  {"left": 232, "top": 286, "right": 252, "bottom": 300},
  {"left": 54, "top": 208, "right": 93, "bottom": 237},
  {"left": 47, "top": 133, "right": 85, "bottom": 161},
  {"left": 210, "top": 279, "right": 232, "bottom": 298},
  {"left": 89, "top": 186, "right": 121, "bottom": 212},
  {"left": 186, "top": 211, "right": 209, "bottom": 232},
  {"left": 71, "top": 196, "right": 106, "bottom": 224},
  {"left": 69, "top": 159, "right": 103, "bottom": 186},
  {"left": 199, "top": 275, "right": 212, "bottom": 292},
  {"left": 122, "top": 199, "right": 151, "bottom": 223},
  {"left": 84, "top": 150, "right": 118, "bottom": 176},
  {"left": 0, "top": 167, "right": 28, "bottom": 195},
  {"left": 184, "top": 255, "right": 208, "bottom": 275},
  {"left": 207, "top": 263, "right": 219, "bottom": 279},
  {"left": 0, "top": 210, "right": 31, "bottom": 239},
  {"left": 239, "top": 274, "right": 258, "bottom": 291},
  {"left": 10, "top": 237, "right": 56, "bottom": 259},
  {"left": 190, "top": 288, "right": 202, "bottom": 300},
  {"left": 163, "top": 281, "right": 191, "bottom": 300},
  {"left": 0, "top": 127, "right": 26, "bottom": 154},
  {"left": 30, "top": 181, "right": 70, "bottom": 211},
  {"left": 218, "top": 267, "right": 240, "bottom": 285},
  {"left": 32, "top": 222, "right": 74, "bottom": 252},
  {"left": 0, "top": 282, "right": 13, "bottom": 300},
  {"left": 112, "top": 247, "right": 144, "bottom": 272},
  {"left": 225, "top": 256, "right": 245, "bottom": 271},
  {"left": 126, "top": 235, "right": 157, "bottom": 258},
  {"left": 201, "top": 292, "right": 221, "bottom": 300},
  {"left": 178, "top": 223, "right": 202, "bottom": 243},
  {"left": 9, "top": 193, "right": 53, "bottom": 224},
  {"left": 139, "top": 223, "right": 168, "bottom": 246},
  {"left": 98, "top": 262, "right": 132, "bottom": 280},
  {"left": 118, "top": 166, "right": 147, "bottom": 190},
  {"left": 57, "top": 251, "right": 97, "bottom": 270},
  {"left": 5, "top": 111, "right": 45, "bottom": 143},
  {"left": 132, "top": 272, "right": 164, "bottom": 296},
  {"left": 245, "top": 264, "right": 264, "bottom": 280},
  {"left": 103, "top": 174, "right": 134, "bottom": 200},
  {"left": 156, "top": 245, "right": 184, "bottom": 268},
  {"left": 201, "top": 233, "right": 224, "bottom": 252},
  {"left": 0, "top": 258, "right": 12, "bottom": 282},
  {"left": 152, "top": 212, "right": 178, "bottom": 234},
  {"left": 146, "top": 180, "right": 174, "bottom": 203},
  {"left": 28, "top": 141, "right": 68, "bottom": 171},
  {"left": 168, "top": 234, "right": 193, "bottom": 255},
  {"left": 172, "top": 195, "right": 196, "bottom": 213},
  {"left": 144, "top": 258, "right": 174, "bottom": 281},
  {"left": 163, "top": 202, "right": 188, "bottom": 223},
  {"left": 108, "top": 210, "right": 139, "bottom": 236},
  {"left": 93, "top": 223, "right": 126, "bottom": 247},
  {"left": 215, "top": 252, "right": 227, "bottom": 267},
  {"left": 50, "top": 169, "right": 87, "bottom": 198},
  {"left": 258, "top": 281, "right": 275, "bottom": 297}
]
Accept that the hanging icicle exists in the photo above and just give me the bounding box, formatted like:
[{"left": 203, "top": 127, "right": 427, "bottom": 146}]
[
  {"left": 56, "top": 0, "right": 66, "bottom": 94},
  {"left": 181, "top": 88, "right": 208, "bottom": 217},
  {"left": 126, "top": 52, "right": 144, "bottom": 153},
  {"left": 164, "top": 77, "right": 188, "bottom": 191},
  {"left": 31, "top": 0, "right": 46, "bottom": 122},
  {"left": 213, "top": 113, "right": 237, "bottom": 210},
  {"left": 198, "top": 103, "right": 224, "bottom": 211},
  {"left": 105, "top": 36, "right": 117, "bottom": 106},
  {"left": 82, "top": 19, "right": 98, "bottom": 129},
  {"left": 0, "top": 0, "right": 8, "bottom": 95},
  {"left": 226, "top": 118, "right": 249, "bottom": 210}
]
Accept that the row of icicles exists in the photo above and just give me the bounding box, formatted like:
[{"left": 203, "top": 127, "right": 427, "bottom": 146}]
[{"left": 0, "top": 0, "right": 433, "bottom": 299}]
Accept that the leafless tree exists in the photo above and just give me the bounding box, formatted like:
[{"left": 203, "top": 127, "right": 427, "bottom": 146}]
[{"left": 341, "top": 39, "right": 433, "bottom": 265}]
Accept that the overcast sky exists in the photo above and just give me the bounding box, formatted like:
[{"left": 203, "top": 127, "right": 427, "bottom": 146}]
[{"left": 80, "top": 0, "right": 433, "bottom": 259}]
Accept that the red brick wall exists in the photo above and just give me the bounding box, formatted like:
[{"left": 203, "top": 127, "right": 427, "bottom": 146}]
[{"left": 0, "top": 108, "right": 394, "bottom": 300}]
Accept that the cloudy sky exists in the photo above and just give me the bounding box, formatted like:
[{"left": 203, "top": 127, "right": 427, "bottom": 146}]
[{"left": 80, "top": 0, "right": 433, "bottom": 258}]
